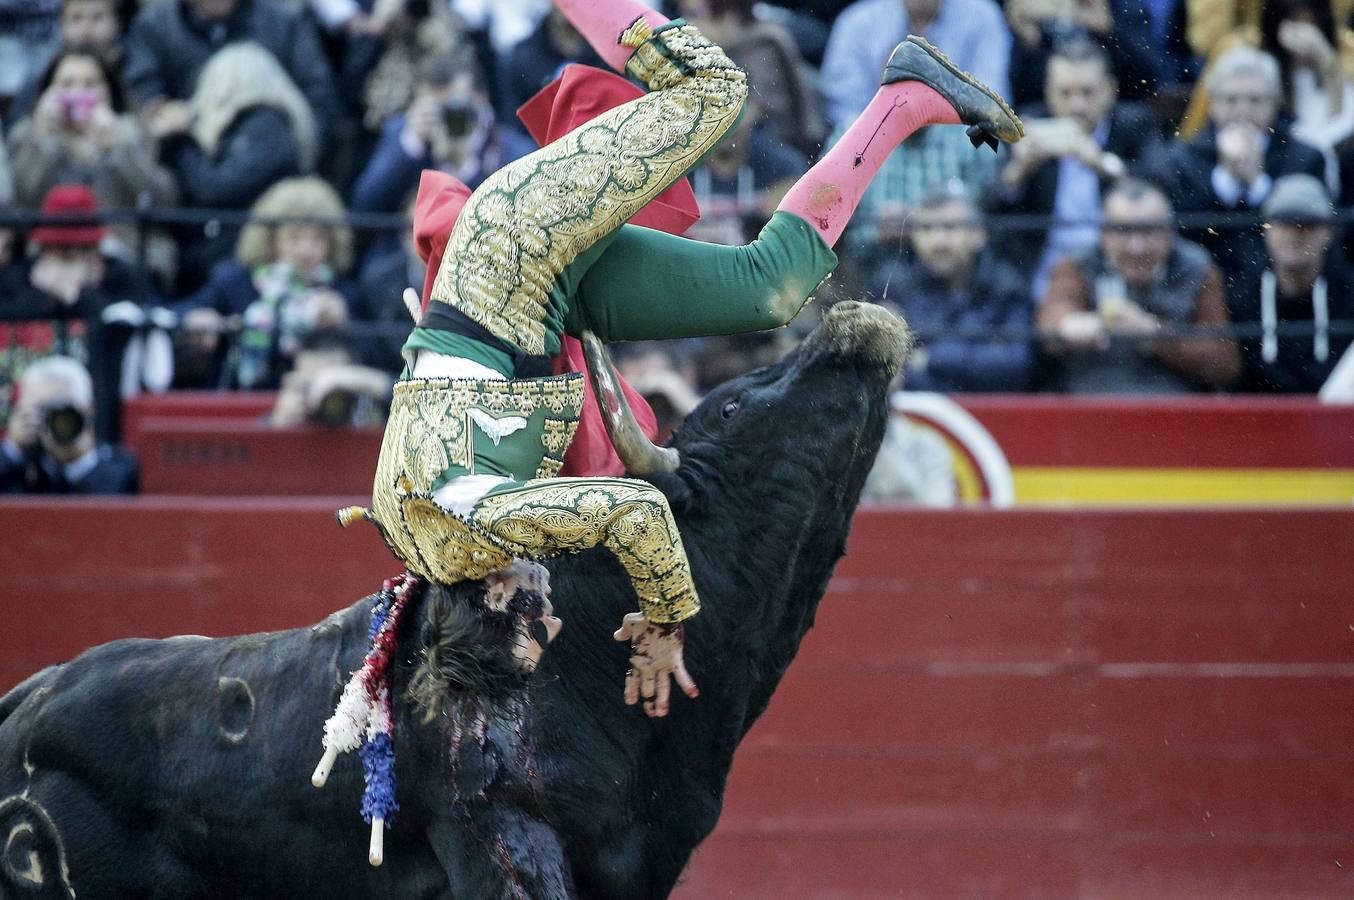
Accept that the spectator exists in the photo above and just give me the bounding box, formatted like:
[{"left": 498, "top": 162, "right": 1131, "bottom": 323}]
[
  {"left": 6, "top": 0, "right": 127, "bottom": 125},
  {"left": 337, "top": 0, "right": 469, "bottom": 132},
  {"left": 0, "top": 355, "right": 137, "bottom": 494},
  {"left": 175, "top": 176, "right": 357, "bottom": 390},
  {"left": 350, "top": 53, "right": 532, "bottom": 218},
  {"left": 820, "top": 0, "right": 1011, "bottom": 244},
  {"left": 686, "top": 99, "right": 807, "bottom": 246},
  {"left": 354, "top": 192, "right": 420, "bottom": 374},
  {"left": 452, "top": 0, "right": 552, "bottom": 57},
  {"left": 0, "top": 184, "right": 156, "bottom": 439},
  {"left": 123, "top": 0, "right": 339, "bottom": 145},
  {"left": 677, "top": 0, "right": 826, "bottom": 163},
  {"left": 1004, "top": 0, "right": 1111, "bottom": 107},
  {"left": 1145, "top": 44, "right": 1325, "bottom": 281},
  {"left": 1005, "top": 0, "right": 1192, "bottom": 107},
  {"left": 269, "top": 329, "right": 392, "bottom": 428},
  {"left": 1260, "top": 0, "right": 1354, "bottom": 175},
  {"left": 1229, "top": 174, "right": 1354, "bottom": 392},
  {"left": 0, "top": 0, "right": 60, "bottom": 109},
  {"left": 615, "top": 344, "right": 701, "bottom": 442},
  {"left": 821, "top": 0, "right": 1010, "bottom": 129},
  {"left": 7, "top": 46, "right": 178, "bottom": 267},
  {"left": 59, "top": 0, "right": 120, "bottom": 56},
  {"left": 495, "top": 9, "right": 606, "bottom": 139},
  {"left": 0, "top": 122, "right": 12, "bottom": 207},
  {"left": 1179, "top": 0, "right": 1354, "bottom": 138},
  {"left": 152, "top": 41, "right": 319, "bottom": 290},
  {"left": 873, "top": 188, "right": 1032, "bottom": 392},
  {"left": 990, "top": 39, "right": 1161, "bottom": 297},
  {"left": 1038, "top": 178, "right": 1241, "bottom": 393}
]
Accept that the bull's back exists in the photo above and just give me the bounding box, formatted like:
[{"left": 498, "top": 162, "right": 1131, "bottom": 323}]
[{"left": 0, "top": 604, "right": 457, "bottom": 899}]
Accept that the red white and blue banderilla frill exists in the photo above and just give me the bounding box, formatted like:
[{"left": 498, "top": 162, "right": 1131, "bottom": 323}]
[{"left": 311, "top": 572, "right": 422, "bottom": 866}]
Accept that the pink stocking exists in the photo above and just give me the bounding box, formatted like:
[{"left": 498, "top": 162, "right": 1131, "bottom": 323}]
[
  {"left": 778, "top": 83, "right": 963, "bottom": 249},
  {"left": 553, "top": 0, "right": 670, "bottom": 73}
]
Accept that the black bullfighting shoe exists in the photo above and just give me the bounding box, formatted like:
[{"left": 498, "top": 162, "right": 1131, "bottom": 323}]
[{"left": 881, "top": 35, "right": 1025, "bottom": 152}]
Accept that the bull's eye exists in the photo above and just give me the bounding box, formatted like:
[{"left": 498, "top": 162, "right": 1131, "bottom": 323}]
[{"left": 720, "top": 399, "right": 740, "bottom": 419}]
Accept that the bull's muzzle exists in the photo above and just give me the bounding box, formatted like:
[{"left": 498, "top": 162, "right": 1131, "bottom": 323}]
[{"left": 813, "top": 300, "right": 911, "bottom": 373}]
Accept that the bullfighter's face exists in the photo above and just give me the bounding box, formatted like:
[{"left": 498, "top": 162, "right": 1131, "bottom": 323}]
[{"left": 512, "top": 596, "right": 563, "bottom": 672}]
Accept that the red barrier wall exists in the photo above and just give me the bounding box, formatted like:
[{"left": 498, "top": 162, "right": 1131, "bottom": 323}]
[
  {"left": 2, "top": 502, "right": 1351, "bottom": 898},
  {"left": 121, "top": 394, "right": 1354, "bottom": 501}
]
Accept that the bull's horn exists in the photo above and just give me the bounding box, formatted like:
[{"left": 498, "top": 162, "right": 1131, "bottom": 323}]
[{"left": 579, "top": 330, "right": 680, "bottom": 474}]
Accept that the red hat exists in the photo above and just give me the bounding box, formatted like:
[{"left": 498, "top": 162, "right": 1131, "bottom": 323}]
[
  {"left": 516, "top": 64, "right": 700, "bottom": 236},
  {"left": 30, "top": 184, "right": 108, "bottom": 247}
]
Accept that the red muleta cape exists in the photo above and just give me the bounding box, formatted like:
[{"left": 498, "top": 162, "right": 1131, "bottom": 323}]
[{"left": 410, "top": 64, "right": 701, "bottom": 477}]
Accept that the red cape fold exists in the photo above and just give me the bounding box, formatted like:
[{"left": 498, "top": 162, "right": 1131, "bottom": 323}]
[{"left": 409, "top": 64, "right": 702, "bottom": 477}]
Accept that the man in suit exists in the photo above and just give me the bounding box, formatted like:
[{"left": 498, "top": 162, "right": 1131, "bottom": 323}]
[
  {"left": 1144, "top": 44, "right": 1325, "bottom": 284},
  {"left": 990, "top": 38, "right": 1162, "bottom": 297}
]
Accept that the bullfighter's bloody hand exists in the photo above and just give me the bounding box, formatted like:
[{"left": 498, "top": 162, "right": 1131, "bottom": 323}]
[{"left": 613, "top": 612, "right": 699, "bottom": 717}]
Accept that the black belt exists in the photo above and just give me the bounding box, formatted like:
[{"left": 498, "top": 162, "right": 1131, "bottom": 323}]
[{"left": 421, "top": 302, "right": 554, "bottom": 379}]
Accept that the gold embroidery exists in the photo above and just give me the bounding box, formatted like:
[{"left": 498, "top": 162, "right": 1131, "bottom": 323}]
[
  {"left": 370, "top": 382, "right": 699, "bottom": 620},
  {"left": 471, "top": 479, "right": 699, "bottom": 623},
  {"left": 428, "top": 22, "right": 747, "bottom": 355},
  {"left": 369, "top": 374, "right": 584, "bottom": 576}
]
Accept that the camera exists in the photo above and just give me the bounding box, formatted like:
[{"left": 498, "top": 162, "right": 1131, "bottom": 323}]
[
  {"left": 57, "top": 89, "right": 101, "bottom": 127},
  {"left": 43, "top": 403, "right": 86, "bottom": 447},
  {"left": 311, "top": 386, "right": 358, "bottom": 428},
  {"left": 441, "top": 99, "right": 478, "bottom": 139}
]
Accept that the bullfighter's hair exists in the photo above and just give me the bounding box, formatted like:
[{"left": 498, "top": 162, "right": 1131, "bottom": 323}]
[{"left": 405, "top": 580, "right": 535, "bottom": 726}]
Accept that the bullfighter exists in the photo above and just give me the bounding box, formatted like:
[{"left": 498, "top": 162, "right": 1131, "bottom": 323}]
[{"left": 348, "top": 0, "right": 1023, "bottom": 717}]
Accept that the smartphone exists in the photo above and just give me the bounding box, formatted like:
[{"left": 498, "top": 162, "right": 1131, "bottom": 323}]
[
  {"left": 57, "top": 89, "right": 101, "bottom": 126},
  {"left": 1023, "top": 117, "right": 1084, "bottom": 155}
]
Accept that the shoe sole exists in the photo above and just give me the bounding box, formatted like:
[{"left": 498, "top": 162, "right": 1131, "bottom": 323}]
[{"left": 893, "top": 35, "right": 1025, "bottom": 141}]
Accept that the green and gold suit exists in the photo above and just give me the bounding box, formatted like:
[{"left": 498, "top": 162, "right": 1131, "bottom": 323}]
[{"left": 359, "top": 19, "right": 837, "bottom": 624}]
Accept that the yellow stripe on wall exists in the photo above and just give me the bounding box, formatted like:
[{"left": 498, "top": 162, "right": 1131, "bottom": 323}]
[{"left": 1012, "top": 467, "right": 1354, "bottom": 506}]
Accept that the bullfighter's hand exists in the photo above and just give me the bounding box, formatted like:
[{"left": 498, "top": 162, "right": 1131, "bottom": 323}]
[{"left": 613, "top": 613, "right": 699, "bottom": 718}]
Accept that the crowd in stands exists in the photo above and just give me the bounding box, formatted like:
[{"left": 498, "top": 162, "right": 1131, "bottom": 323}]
[{"left": 3, "top": 0, "right": 1354, "bottom": 494}]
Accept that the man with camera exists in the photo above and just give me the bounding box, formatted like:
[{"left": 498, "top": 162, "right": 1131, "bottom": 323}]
[
  {"left": 349, "top": 53, "right": 532, "bottom": 218},
  {"left": 989, "top": 38, "right": 1160, "bottom": 294},
  {"left": 1, "top": 355, "right": 138, "bottom": 494}
]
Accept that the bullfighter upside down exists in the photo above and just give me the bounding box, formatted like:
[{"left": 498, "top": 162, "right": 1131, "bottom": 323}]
[{"left": 346, "top": 0, "right": 1024, "bottom": 716}]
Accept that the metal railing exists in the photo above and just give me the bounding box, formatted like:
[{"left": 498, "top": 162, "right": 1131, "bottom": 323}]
[{"left": 3, "top": 203, "right": 1349, "bottom": 350}]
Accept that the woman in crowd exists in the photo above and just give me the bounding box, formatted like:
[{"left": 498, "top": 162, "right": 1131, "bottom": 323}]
[
  {"left": 7, "top": 45, "right": 177, "bottom": 267},
  {"left": 175, "top": 176, "right": 358, "bottom": 390},
  {"left": 151, "top": 41, "right": 319, "bottom": 289},
  {"left": 1259, "top": 0, "right": 1354, "bottom": 184}
]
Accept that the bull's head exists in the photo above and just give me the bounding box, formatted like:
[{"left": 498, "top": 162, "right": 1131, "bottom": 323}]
[{"left": 570, "top": 300, "right": 910, "bottom": 726}]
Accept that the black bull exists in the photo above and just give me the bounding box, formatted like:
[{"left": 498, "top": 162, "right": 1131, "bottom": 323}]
[{"left": 0, "top": 301, "right": 908, "bottom": 899}]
